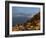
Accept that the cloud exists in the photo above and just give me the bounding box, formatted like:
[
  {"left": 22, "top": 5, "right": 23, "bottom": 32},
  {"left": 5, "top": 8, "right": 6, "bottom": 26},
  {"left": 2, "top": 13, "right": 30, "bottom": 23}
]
[{"left": 15, "top": 15, "right": 24, "bottom": 17}]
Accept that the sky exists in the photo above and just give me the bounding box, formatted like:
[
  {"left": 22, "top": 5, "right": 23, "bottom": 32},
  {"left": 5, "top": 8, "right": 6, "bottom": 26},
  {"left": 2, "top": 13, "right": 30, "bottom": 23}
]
[{"left": 12, "top": 7, "right": 40, "bottom": 17}]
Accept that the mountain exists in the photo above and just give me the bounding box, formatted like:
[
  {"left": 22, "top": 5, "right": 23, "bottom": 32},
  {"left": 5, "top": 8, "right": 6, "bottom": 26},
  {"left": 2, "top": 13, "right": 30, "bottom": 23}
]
[
  {"left": 12, "top": 12, "right": 40, "bottom": 31},
  {"left": 24, "top": 12, "right": 40, "bottom": 30}
]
